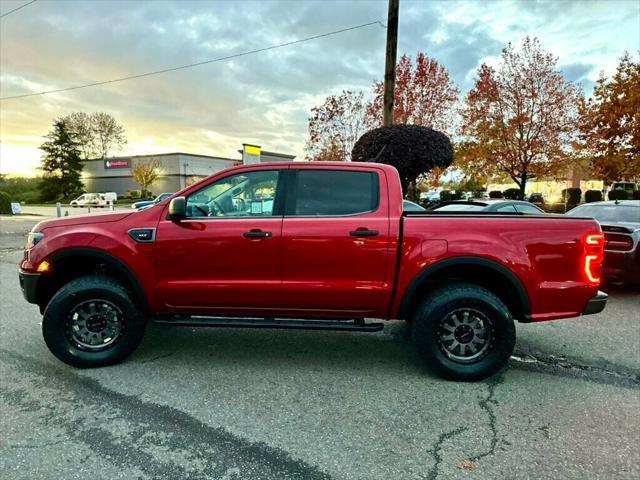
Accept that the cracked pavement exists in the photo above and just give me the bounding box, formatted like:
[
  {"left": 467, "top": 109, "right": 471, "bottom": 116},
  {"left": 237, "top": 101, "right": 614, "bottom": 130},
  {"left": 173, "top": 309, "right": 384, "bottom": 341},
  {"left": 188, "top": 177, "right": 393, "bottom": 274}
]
[{"left": 1, "top": 217, "right": 639, "bottom": 479}]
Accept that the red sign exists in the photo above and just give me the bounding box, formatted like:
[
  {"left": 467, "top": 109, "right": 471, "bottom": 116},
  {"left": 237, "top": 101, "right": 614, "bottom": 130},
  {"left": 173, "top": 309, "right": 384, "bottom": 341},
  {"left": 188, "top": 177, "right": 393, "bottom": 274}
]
[{"left": 104, "top": 159, "right": 130, "bottom": 169}]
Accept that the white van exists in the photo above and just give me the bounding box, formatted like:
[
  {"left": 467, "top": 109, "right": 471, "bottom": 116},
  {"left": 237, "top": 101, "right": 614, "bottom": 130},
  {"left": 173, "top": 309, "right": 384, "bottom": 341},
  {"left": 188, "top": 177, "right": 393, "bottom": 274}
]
[
  {"left": 102, "top": 192, "right": 118, "bottom": 204},
  {"left": 70, "top": 193, "right": 106, "bottom": 207}
]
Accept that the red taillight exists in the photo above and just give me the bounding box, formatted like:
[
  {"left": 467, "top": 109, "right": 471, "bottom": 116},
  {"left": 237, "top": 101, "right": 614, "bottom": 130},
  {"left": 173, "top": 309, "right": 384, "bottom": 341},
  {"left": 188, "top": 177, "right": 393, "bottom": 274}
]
[
  {"left": 604, "top": 233, "right": 634, "bottom": 251},
  {"left": 582, "top": 232, "right": 604, "bottom": 284}
]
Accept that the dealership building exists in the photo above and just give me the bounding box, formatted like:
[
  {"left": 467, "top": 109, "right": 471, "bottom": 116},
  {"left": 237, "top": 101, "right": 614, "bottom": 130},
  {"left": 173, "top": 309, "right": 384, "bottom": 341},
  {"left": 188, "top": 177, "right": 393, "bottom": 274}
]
[{"left": 81, "top": 145, "right": 295, "bottom": 196}]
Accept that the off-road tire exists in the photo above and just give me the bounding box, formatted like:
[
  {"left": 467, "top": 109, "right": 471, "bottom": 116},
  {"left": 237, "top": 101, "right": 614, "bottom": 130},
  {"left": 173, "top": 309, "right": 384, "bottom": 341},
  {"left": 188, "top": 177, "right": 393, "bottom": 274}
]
[
  {"left": 412, "top": 283, "right": 515, "bottom": 381},
  {"left": 42, "top": 275, "right": 146, "bottom": 368}
]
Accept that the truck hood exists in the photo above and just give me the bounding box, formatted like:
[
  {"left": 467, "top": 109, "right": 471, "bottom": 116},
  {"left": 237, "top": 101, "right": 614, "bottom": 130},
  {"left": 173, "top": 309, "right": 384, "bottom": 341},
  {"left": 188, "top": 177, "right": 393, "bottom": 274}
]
[{"left": 35, "top": 211, "right": 135, "bottom": 231}]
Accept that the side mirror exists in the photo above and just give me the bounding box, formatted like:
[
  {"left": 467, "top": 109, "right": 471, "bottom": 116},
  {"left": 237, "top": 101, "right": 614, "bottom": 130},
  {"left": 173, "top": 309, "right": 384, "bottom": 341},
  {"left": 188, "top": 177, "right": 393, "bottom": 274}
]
[{"left": 168, "top": 196, "right": 187, "bottom": 221}]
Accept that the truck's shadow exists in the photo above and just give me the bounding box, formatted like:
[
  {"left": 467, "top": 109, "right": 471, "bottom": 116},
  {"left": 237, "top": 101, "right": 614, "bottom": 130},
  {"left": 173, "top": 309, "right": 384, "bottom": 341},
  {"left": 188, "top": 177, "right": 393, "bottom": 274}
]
[{"left": 131, "top": 320, "right": 425, "bottom": 377}]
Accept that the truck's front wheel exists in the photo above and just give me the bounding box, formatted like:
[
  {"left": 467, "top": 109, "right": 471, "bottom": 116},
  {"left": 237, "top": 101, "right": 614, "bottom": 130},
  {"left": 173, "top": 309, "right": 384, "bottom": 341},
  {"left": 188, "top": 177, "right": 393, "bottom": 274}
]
[
  {"left": 42, "top": 276, "right": 146, "bottom": 368},
  {"left": 413, "top": 283, "right": 515, "bottom": 381}
]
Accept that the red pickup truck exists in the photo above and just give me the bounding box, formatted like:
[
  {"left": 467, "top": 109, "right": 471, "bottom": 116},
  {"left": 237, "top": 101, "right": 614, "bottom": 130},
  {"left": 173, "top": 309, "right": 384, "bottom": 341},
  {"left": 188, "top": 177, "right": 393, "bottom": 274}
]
[{"left": 19, "top": 162, "right": 607, "bottom": 380}]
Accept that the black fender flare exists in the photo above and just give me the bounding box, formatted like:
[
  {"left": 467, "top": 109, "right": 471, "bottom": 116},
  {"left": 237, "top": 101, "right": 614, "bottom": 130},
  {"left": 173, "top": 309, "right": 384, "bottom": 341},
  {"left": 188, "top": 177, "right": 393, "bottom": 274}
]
[
  {"left": 47, "top": 247, "right": 150, "bottom": 312},
  {"left": 397, "top": 256, "right": 532, "bottom": 322}
]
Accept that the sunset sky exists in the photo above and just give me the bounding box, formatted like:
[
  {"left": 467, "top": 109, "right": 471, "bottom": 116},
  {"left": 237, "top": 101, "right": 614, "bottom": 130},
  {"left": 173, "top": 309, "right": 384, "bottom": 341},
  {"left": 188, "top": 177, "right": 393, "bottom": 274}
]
[{"left": 1, "top": 0, "right": 639, "bottom": 176}]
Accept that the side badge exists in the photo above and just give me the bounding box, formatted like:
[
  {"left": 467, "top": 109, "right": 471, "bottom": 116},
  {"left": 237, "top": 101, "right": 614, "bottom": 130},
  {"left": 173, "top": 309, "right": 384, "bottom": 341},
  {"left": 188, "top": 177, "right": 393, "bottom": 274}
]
[{"left": 128, "top": 228, "right": 156, "bottom": 243}]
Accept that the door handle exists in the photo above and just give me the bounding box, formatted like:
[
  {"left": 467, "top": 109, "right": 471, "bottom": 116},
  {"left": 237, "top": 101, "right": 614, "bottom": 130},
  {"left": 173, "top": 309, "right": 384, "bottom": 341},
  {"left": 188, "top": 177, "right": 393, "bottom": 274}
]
[
  {"left": 349, "top": 228, "right": 379, "bottom": 237},
  {"left": 243, "top": 229, "right": 272, "bottom": 238}
]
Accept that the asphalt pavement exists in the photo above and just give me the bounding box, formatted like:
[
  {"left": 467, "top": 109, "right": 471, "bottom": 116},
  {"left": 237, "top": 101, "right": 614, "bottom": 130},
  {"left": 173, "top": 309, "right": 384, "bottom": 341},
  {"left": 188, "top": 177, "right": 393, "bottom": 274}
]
[{"left": 1, "top": 215, "right": 638, "bottom": 480}]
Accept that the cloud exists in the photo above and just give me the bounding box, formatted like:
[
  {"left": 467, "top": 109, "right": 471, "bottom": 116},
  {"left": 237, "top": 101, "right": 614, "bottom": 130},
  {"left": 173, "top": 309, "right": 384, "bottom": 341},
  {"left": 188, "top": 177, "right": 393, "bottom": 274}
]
[{"left": 1, "top": 0, "right": 638, "bottom": 174}]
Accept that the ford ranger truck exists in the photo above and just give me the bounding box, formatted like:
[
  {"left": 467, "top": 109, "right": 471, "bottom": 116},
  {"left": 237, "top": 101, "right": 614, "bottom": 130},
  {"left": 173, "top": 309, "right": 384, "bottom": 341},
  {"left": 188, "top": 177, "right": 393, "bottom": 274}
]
[{"left": 18, "top": 162, "right": 608, "bottom": 381}]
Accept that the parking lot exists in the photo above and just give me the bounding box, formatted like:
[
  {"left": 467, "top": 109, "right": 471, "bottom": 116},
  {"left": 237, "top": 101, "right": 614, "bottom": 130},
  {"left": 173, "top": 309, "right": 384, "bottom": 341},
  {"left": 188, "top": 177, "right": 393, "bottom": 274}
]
[{"left": 1, "top": 215, "right": 638, "bottom": 480}]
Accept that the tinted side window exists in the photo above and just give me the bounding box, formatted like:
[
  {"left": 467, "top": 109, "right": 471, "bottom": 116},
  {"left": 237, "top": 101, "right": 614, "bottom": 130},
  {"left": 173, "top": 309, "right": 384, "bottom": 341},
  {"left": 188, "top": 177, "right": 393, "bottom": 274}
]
[{"left": 293, "top": 170, "right": 379, "bottom": 216}]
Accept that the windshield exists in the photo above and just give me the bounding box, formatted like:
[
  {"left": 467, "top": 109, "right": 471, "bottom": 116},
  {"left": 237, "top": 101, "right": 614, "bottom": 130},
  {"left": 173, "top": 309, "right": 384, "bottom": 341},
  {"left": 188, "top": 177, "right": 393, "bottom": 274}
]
[
  {"left": 154, "top": 193, "right": 172, "bottom": 202},
  {"left": 568, "top": 204, "right": 640, "bottom": 223},
  {"left": 403, "top": 200, "right": 425, "bottom": 212}
]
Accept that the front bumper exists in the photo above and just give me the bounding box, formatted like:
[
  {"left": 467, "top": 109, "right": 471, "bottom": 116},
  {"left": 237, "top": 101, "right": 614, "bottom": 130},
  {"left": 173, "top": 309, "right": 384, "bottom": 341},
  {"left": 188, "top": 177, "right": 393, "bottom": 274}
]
[
  {"left": 18, "top": 269, "right": 40, "bottom": 304},
  {"left": 582, "top": 291, "right": 608, "bottom": 315}
]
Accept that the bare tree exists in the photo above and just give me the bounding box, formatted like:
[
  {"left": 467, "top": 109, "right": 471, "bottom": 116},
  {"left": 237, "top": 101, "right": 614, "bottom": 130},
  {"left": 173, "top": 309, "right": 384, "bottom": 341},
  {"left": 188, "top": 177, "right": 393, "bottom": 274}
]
[
  {"left": 65, "top": 112, "right": 95, "bottom": 161},
  {"left": 64, "top": 112, "right": 127, "bottom": 160},
  {"left": 92, "top": 112, "right": 127, "bottom": 159}
]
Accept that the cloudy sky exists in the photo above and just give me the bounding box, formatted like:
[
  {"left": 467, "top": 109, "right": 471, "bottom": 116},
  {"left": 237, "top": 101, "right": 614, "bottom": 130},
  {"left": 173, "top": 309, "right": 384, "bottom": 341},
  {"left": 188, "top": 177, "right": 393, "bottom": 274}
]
[{"left": 1, "top": 0, "right": 638, "bottom": 175}]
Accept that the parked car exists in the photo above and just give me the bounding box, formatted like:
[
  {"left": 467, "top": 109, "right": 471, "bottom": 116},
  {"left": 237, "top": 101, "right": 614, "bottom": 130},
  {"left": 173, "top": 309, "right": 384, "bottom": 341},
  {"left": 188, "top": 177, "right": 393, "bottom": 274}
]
[
  {"left": 528, "top": 193, "right": 545, "bottom": 205},
  {"left": 103, "top": 192, "right": 118, "bottom": 204},
  {"left": 567, "top": 200, "right": 640, "bottom": 285},
  {"left": 608, "top": 182, "right": 637, "bottom": 200},
  {"left": 420, "top": 191, "right": 441, "bottom": 202},
  {"left": 403, "top": 200, "right": 425, "bottom": 212},
  {"left": 131, "top": 193, "right": 174, "bottom": 210},
  {"left": 69, "top": 193, "right": 106, "bottom": 208},
  {"left": 430, "top": 199, "right": 544, "bottom": 214},
  {"left": 19, "top": 162, "right": 606, "bottom": 381}
]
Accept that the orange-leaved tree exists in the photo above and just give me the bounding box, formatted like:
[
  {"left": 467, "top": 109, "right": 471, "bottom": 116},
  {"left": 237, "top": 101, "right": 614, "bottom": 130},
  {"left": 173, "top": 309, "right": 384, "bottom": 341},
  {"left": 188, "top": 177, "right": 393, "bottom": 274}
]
[
  {"left": 458, "top": 37, "right": 583, "bottom": 196},
  {"left": 304, "top": 52, "right": 459, "bottom": 161},
  {"left": 366, "top": 52, "right": 459, "bottom": 132},
  {"left": 579, "top": 52, "right": 640, "bottom": 184},
  {"left": 305, "top": 91, "right": 368, "bottom": 161}
]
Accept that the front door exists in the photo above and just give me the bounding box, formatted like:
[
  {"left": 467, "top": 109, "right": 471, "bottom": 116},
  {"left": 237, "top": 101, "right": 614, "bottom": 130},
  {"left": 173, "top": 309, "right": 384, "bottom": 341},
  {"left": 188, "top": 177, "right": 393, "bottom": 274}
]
[
  {"left": 280, "top": 167, "right": 392, "bottom": 316},
  {"left": 155, "top": 168, "right": 285, "bottom": 313}
]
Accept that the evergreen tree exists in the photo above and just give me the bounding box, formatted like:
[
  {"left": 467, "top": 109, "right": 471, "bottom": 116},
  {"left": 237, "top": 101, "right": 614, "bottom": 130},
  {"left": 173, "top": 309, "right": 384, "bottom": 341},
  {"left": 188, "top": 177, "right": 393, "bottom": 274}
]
[{"left": 39, "top": 118, "right": 84, "bottom": 200}]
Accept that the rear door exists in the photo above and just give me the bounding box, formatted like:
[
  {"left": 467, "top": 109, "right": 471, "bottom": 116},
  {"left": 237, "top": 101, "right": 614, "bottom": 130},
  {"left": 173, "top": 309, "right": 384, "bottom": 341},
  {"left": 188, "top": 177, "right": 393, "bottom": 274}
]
[{"left": 280, "top": 166, "right": 392, "bottom": 316}]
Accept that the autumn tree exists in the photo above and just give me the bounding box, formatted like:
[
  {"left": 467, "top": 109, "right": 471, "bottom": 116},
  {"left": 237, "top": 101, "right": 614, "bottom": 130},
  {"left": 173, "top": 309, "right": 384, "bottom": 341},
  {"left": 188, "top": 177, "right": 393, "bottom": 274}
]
[
  {"left": 313, "top": 136, "right": 344, "bottom": 162},
  {"left": 579, "top": 53, "right": 640, "bottom": 184},
  {"left": 352, "top": 125, "right": 453, "bottom": 199},
  {"left": 39, "top": 117, "right": 84, "bottom": 200},
  {"left": 458, "top": 37, "right": 582, "bottom": 196},
  {"left": 417, "top": 166, "right": 446, "bottom": 193},
  {"left": 65, "top": 112, "right": 127, "bottom": 160},
  {"left": 305, "top": 91, "right": 367, "bottom": 161},
  {"left": 366, "top": 52, "right": 459, "bottom": 132},
  {"left": 305, "top": 53, "right": 458, "bottom": 161},
  {"left": 132, "top": 160, "right": 161, "bottom": 198}
]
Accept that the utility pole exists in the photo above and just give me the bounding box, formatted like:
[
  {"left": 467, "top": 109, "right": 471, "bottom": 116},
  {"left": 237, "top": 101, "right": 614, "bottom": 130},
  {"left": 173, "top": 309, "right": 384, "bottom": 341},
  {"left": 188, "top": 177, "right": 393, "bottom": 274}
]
[{"left": 383, "top": 0, "right": 399, "bottom": 127}]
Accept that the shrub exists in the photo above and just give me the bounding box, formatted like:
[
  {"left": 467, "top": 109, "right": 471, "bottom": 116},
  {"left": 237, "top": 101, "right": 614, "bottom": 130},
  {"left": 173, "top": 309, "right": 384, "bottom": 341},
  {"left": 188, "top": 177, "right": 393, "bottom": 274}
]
[
  {"left": 352, "top": 125, "right": 453, "bottom": 196},
  {"left": 0, "top": 191, "right": 12, "bottom": 214},
  {"left": 503, "top": 188, "right": 523, "bottom": 200},
  {"left": 633, "top": 190, "right": 640, "bottom": 200},
  {"left": 608, "top": 189, "right": 628, "bottom": 200},
  {"left": 488, "top": 190, "right": 503, "bottom": 199},
  {"left": 562, "top": 188, "right": 582, "bottom": 205},
  {"left": 584, "top": 190, "right": 603, "bottom": 203}
]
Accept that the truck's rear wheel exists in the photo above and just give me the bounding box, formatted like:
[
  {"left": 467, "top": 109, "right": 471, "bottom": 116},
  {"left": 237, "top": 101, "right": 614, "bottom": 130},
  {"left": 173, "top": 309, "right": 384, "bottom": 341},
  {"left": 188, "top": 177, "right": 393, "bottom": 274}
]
[
  {"left": 42, "top": 275, "right": 146, "bottom": 368},
  {"left": 412, "top": 283, "right": 515, "bottom": 381}
]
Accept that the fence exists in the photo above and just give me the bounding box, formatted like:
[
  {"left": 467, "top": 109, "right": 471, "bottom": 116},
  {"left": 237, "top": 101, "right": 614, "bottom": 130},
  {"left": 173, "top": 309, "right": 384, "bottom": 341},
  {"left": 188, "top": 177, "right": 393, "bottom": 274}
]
[{"left": 55, "top": 201, "right": 116, "bottom": 218}]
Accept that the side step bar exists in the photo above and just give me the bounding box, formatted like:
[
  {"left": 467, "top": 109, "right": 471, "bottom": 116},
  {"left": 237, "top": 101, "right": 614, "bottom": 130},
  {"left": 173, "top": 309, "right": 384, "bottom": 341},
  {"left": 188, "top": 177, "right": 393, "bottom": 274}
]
[{"left": 152, "top": 316, "right": 384, "bottom": 332}]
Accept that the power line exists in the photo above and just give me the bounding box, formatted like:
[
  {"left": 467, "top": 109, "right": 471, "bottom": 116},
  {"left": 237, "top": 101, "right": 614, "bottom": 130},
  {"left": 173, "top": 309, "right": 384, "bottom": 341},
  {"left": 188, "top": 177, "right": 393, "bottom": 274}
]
[
  {"left": 0, "top": 0, "right": 37, "bottom": 19},
  {"left": 1, "top": 20, "right": 385, "bottom": 101}
]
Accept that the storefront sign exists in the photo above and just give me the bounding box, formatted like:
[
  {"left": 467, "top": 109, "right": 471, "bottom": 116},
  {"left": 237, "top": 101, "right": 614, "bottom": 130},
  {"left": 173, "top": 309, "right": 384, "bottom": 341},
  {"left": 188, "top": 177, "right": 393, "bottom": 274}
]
[
  {"left": 104, "top": 159, "right": 130, "bottom": 169},
  {"left": 242, "top": 144, "right": 261, "bottom": 165}
]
